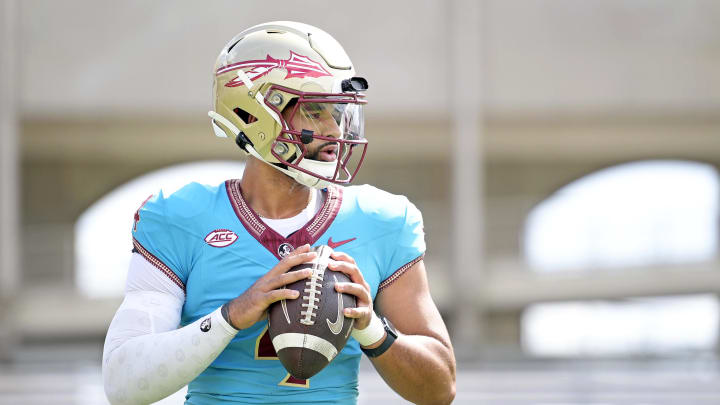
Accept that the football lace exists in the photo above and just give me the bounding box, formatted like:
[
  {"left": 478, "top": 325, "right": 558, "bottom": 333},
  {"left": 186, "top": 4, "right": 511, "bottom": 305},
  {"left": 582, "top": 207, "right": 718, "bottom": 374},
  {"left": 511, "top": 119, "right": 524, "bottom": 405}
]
[{"left": 299, "top": 248, "right": 330, "bottom": 326}]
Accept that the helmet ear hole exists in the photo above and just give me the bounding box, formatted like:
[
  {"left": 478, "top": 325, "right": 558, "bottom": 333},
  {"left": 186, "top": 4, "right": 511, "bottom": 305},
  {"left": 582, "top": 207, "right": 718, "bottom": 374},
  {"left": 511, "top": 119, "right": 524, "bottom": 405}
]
[{"left": 233, "top": 108, "right": 257, "bottom": 124}]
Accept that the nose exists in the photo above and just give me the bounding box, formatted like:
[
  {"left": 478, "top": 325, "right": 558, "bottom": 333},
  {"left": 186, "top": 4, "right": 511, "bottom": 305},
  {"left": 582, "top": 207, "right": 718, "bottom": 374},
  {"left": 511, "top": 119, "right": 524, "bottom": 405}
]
[{"left": 319, "top": 117, "right": 341, "bottom": 139}]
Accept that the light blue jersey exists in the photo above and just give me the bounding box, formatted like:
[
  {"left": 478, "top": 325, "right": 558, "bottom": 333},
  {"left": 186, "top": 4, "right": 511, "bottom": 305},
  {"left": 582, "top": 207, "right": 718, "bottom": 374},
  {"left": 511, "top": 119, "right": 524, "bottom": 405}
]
[{"left": 131, "top": 180, "right": 425, "bottom": 405}]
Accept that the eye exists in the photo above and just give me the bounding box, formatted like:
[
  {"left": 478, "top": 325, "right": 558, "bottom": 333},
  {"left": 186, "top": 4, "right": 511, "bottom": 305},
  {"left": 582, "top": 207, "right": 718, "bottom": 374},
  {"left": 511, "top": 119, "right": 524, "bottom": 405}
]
[{"left": 302, "top": 103, "right": 329, "bottom": 120}]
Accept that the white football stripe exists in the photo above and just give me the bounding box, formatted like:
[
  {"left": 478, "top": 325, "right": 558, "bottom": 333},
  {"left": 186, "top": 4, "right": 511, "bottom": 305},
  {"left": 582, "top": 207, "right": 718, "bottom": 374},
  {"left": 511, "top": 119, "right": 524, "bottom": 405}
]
[{"left": 272, "top": 333, "right": 338, "bottom": 362}]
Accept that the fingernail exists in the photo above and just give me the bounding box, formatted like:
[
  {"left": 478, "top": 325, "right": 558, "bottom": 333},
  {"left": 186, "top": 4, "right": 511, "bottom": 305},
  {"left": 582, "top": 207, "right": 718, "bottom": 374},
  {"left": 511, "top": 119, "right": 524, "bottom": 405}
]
[{"left": 292, "top": 291, "right": 300, "bottom": 298}]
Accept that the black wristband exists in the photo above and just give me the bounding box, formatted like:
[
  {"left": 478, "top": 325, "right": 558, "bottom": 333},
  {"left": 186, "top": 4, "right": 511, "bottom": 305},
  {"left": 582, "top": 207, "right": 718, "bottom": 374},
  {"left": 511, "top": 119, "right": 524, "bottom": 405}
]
[{"left": 361, "top": 316, "right": 398, "bottom": 358}]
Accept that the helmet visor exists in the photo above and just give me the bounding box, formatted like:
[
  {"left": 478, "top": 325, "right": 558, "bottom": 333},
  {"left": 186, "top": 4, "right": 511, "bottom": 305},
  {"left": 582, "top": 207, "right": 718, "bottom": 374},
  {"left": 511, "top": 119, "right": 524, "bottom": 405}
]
[
  {"left": 264, "top": 85, "right": 368, "bottom": 184},
  {"left": 287, "top": 99, "right": 366, "bottom": 182},
  {"left": 295, "top": 98, "right": 364, "bottom": 141}
]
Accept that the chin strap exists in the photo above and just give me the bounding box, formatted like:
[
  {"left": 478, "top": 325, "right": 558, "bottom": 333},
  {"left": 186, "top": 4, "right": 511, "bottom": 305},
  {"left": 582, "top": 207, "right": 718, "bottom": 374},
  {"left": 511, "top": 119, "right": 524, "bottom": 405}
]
[{"left": 290, "top": 159, "right": 336, "bottom": 189}]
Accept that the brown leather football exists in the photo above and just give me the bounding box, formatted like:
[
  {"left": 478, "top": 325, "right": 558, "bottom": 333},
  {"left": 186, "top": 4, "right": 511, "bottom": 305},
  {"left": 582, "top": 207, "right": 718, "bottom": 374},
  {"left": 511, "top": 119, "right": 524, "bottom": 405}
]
[{"left": 268, "top": 245, "right": 356, "bottom": 379}]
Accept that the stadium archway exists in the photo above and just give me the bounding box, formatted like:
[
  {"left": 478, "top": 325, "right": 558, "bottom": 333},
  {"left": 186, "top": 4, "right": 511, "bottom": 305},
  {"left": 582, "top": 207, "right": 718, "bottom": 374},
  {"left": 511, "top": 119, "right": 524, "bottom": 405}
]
[
  {"left": 521, "top": 160, "right": 720, "bottom": 356},
  {"left": 74, "top": 161, "right": 245, "bottom": 298}
]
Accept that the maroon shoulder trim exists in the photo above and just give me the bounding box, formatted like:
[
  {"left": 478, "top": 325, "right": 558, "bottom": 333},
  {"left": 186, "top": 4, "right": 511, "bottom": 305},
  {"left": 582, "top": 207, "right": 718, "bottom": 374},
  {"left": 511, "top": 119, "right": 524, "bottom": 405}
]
[
  {"left": 378, "top": 254, "right": 424, "bottom": 292},
  {"left": 132, "top": 238, "right": 186, "bottom": 292}
]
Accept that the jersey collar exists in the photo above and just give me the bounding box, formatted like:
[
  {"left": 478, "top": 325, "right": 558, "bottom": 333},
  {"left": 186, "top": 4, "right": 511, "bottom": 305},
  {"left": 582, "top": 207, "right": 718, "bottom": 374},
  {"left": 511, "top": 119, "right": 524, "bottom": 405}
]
[{"left": 225, "top": 179, "right": 343, "bottom": 259}]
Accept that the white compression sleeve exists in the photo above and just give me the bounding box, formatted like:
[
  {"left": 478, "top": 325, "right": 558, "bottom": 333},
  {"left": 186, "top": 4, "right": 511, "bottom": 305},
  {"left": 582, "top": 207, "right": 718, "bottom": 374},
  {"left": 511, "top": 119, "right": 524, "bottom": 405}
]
[{"left": 102, "top": 254, "right": 239, "bottom": 405}]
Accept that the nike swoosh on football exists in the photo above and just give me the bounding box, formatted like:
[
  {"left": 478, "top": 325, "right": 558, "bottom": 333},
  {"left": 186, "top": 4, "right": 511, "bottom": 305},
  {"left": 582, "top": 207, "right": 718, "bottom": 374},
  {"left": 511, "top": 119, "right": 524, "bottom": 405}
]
[
  {"left": 327, "top": 275, "right": 344, "bottom": 335},
  {"left": 281, "top": 298, "right": 291, "bottom": 324},
  {"left": 327, "top": 237, "right": 356, "bottom": 249}
]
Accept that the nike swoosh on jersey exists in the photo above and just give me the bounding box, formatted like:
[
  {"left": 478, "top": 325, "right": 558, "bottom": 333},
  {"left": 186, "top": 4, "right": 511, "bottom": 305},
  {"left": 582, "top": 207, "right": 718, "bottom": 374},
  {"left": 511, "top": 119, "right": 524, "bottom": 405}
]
[
  {"left": 327, "top": 275, "right": 344, "bottom": 335},
  {"left": 327, "top": 237, "right": 356, "bottom": 249}
]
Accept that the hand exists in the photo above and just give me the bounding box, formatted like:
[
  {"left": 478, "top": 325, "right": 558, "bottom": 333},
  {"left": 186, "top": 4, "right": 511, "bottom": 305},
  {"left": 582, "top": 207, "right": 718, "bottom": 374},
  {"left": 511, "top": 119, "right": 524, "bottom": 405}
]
[
  {"left": 225, "top": 244, "right": 316, "bottom": 330},
  {"left": 329, "top": 251, "right": 373, "bottom": 330}
]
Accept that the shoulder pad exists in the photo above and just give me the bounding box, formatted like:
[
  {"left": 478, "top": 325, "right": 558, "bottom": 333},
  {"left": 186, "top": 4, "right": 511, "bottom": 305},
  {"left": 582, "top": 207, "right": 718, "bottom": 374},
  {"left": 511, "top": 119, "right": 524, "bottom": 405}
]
[{"left": 344, "top": 184, "right": 416, "bottom": 225}]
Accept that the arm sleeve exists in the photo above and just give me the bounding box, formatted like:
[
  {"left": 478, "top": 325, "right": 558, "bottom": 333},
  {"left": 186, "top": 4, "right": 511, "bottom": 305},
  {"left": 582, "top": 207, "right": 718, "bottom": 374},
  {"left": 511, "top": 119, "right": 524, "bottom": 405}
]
[
  {"left": 379, "top": 199, "right": 426, "bottom": 291},
  {"left": 102, "top": 253, "right": 238, "bottom": 405}
]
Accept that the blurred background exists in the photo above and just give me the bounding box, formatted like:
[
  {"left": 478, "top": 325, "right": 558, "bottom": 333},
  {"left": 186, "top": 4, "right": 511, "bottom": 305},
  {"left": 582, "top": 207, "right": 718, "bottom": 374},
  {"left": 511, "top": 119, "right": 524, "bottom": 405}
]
[{"left": 2, "top": 0, "right": 720, "bottom": 403}]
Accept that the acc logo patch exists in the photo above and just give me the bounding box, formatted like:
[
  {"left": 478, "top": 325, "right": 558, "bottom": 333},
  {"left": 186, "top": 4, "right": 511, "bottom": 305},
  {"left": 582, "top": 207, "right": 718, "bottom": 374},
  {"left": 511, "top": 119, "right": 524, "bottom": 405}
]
[{"left": 205, "top": 229, "right": 238, "bottom": 248}]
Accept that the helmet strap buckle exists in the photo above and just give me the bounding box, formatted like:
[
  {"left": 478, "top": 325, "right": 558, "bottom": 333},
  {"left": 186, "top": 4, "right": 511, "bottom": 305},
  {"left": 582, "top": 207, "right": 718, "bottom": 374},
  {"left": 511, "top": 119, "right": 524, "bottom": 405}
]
[{"left": 235, "top": 131, "right": 253, "bottom": 152}]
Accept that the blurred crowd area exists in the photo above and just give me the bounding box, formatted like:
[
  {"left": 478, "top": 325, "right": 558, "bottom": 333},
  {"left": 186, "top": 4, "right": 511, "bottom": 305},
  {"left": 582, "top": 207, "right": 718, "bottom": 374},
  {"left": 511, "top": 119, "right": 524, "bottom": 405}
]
[{"left": 2, "top": 0, "right": 720, "bottom": 403}]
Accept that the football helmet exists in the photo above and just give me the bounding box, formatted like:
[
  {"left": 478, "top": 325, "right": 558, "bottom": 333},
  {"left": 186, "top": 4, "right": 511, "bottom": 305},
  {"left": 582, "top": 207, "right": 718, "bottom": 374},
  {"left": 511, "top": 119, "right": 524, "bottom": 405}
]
[{"left": 209, "top": 21, "right": 368, "bottom": 189}]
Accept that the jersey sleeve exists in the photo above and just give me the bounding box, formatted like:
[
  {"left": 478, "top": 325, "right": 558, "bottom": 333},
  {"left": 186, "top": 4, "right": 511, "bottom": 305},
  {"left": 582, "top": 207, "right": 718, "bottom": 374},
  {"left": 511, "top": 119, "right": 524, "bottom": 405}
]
[
  {"left": 131, "top": 190, "right": 197, "bottom": 291},
  {"left": 379, "top": 198, "right": 426, "bottom": 291}
]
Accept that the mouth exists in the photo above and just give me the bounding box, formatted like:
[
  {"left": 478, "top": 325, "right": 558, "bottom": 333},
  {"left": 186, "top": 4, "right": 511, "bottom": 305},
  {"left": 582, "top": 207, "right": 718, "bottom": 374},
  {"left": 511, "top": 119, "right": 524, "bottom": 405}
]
[{"left": 315, "top": 143, "right": 338, "bottom": 162}]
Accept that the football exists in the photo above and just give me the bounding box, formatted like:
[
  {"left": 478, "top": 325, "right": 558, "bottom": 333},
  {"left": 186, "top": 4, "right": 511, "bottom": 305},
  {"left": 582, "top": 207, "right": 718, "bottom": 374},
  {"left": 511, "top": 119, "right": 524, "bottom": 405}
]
[{"left": 268, "top": 245, "right": 357, "bottom": 379}]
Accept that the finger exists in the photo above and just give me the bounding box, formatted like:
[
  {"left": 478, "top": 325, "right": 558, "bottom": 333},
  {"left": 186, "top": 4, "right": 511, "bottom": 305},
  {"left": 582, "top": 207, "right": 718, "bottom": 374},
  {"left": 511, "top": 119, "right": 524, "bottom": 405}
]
[
  {"left": 265, "top": 268, "right": 313, "bottom": 290},
  {"left": 287, "top": 243, "right": 311, "bottom": 257},
  {"left": 264, "top": 288, "right": 301, "bottom": 305},
  {"left": 343, "top": 306, "right": 372, "bottom": 319},
  {"left": 328, "top": 260, "right": 367, "bottom": 287},
  {"left": 330, "top": 251, "right": 356, "bottom": 265},
  {"left": 267, "top": 250, "right": 317, "bottom": 277},
  {"left": 335, "top": 282, "right": 371, "bottom": 305}
]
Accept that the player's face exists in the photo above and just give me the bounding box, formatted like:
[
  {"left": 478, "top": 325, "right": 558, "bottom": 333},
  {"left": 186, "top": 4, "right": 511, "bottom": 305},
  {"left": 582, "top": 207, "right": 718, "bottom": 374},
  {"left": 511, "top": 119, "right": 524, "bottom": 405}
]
[{"left": 282, "top": 102, "right": 342, "bottom": 162}]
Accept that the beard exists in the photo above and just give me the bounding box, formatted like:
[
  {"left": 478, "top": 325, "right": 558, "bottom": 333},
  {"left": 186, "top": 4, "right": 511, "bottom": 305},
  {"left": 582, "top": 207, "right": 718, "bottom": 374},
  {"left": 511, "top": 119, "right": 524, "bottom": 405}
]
[{"left": 305, "top": 141, "right": 338, "bottom": 161}]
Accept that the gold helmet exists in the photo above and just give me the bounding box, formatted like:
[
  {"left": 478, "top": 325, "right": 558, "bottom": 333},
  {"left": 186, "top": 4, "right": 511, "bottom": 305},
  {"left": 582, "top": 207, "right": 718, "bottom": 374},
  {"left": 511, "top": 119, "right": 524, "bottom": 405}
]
[{"left": 209, "top": 21, "right": 368, "bottom": 189}]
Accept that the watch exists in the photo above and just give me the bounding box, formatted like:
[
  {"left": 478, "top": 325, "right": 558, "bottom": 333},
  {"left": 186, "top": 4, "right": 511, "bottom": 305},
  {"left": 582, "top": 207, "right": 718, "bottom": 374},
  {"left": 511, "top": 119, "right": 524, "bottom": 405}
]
[{"left": 361, "top": 316, "right": 398, "bottom": 358}]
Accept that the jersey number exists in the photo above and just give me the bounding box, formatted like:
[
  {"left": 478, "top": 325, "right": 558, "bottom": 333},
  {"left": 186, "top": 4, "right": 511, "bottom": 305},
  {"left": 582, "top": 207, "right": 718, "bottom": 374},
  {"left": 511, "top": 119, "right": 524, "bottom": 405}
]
[{"left": 255, "top": 325, "right": 310, "bottom": 388}]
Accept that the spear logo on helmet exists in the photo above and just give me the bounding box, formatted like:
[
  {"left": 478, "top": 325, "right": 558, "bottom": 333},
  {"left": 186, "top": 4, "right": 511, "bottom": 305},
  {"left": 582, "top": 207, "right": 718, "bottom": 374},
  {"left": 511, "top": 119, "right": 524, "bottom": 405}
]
[{"left": 218, "top": 51, "right": 332, "bottom": 87}]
